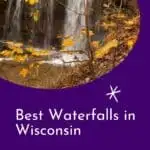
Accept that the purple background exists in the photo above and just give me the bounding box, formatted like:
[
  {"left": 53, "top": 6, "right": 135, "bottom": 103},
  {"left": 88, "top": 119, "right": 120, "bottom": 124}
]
[{"left": 0, "top": 0, "right": 149, "bottom": 149}]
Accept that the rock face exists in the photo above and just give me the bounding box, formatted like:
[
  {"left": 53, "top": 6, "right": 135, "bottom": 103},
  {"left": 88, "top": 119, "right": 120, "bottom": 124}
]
[{"left": 0, "top": 1, "right": 7, "bottom": 38}]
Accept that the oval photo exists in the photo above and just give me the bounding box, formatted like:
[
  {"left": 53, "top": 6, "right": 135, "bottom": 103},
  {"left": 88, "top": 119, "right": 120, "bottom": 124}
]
[{"left": 0, "top": 0, "right": 140, "bottom": 89}]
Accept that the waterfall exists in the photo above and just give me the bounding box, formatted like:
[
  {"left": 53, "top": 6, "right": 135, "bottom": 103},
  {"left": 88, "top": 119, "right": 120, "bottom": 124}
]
[
  {"left": 28, "top": 0, "right": 54, "bottom": 48},
  {"left": 3, "top": 0, "right": 94, "bottom": 51},
  {"left": 3, "top": 0, "right": 54, "bottom": 48},
  {"left": 64, "top": 0, "right": 93, "bottom": 51},
  {"left": 3, "top": 0, "right": 14, "bottom": 39},
  {"left": 43, "top": 0, "right": 54, "bottom": 48},
  {"left": 4, "top": 0, "right": 23, "bottom": 41}
]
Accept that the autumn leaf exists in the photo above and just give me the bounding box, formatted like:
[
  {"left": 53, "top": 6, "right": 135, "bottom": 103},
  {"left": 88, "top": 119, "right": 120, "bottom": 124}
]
[
  {"left": 127, "top": 40, "right": 134, "bottom": 49},
  {"left": 0, "top": 50, "right": 13, "bottom": 57},
  {"left": 62, "top": 37, "right": 74, "bottom": 47},
  {"left": 101, "top": 22, "right": 116, "bottom": 30},
  {"left": 25, "top": 0, "right": 39, "bottom": 6},
  {"left": 33, "top": 10, "right": 40, "bottom": 22},
  {"left": 6, "top": 41, "right": 23, "bottom": 48},
  {"left": 32, "top": 50, "right": 49, "bottom": 57},
  {"left": 91, "top": 41, "right": 100, "bottom": 49},
  {"left": 116, "top": 13, "right": 126, "bottom": 19},
  {"left": 95, "top": 39, "right": 118, "bottom": 59},
  {"left": 124, "top": 19, "right": 135, "bottom": 26},
  {"left": 81, "top": 29, "right": 94, "bottom": 36},
  {"left": 13, "top": 48, "right": 24, "bottom": 54},
  {"left": 14, "top": 55, "right": 28, "bottom": 63},
  {"left": 19, "top": 68, "right": 29, "bottom": 78},
  {"left": 25, "top": 47, "right": 35, "bottom": 53}
]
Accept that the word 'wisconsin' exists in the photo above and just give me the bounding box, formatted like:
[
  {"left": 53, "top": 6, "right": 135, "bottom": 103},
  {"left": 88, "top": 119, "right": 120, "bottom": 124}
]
[{"left": 16, "top": 108, "right": 119, "bottom": 121}]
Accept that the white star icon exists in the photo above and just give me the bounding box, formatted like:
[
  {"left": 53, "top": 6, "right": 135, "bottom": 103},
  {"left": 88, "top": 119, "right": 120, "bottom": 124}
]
[{"left": 106, "top": 85, "right": 121, "bottom": 103}]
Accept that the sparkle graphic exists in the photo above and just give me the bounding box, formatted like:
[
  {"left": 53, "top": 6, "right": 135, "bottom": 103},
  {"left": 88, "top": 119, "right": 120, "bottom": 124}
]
[{"left": 106, "top": 85, "right": 121, "bottom": 103}]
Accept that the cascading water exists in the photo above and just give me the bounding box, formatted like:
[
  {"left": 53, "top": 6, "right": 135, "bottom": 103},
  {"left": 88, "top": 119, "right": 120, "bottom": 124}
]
[
  {"left": 3, "top": 0, "right": 54, "bottom": 48},
  {"left": 4, "top": 0, "right": 93, "bottom": 50},
  {"left": 3, "top": 0, "right": 13, "bottom": 39},
  {"left": 44, "top": 0, "right": 54, "bottom": 48},
  {"left": 4, "top": 0, "right": 23, "bottom": 41},
  {"left": 2, "top": 0, "right": 92, "bottom": 66},
  {"left": 64, "top": 0, "right": 93, "bottom": 51},
  {"left": 31, "top": 0, "right": 54, "bottom": 48}
]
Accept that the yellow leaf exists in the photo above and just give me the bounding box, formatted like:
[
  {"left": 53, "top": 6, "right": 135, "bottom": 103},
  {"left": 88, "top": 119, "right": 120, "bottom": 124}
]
[
  {"left": 81, "top": 29, "right": 94, "bottom": 36},
  {"left": 91, "top": 41, "right": 100, "bottom": 49},
  {"left": 116, "top": 13, "right": 126, "bottom": 19},
  {"left": 0, "top": 50, "right": 13, "bottom": 57},
  {"left": 25, "top": 0, "right": 39, "bottom": 5},
  {"left": 13, "top": 42, "right": 23, "bottom": 48},
  {"left": 62, "top": 37, "right": 74, "bottom": 47},
  {"left": 6, "top": 42, "right": 23, "bottom": 50},
  {"left": 127, "top": 40, "right": 134, "bottom": 49},
  {"left": 25, "top": 47, "right": 35, "bottom": 53},
  {"left": 95, "top": 39, "right": 118, "bottom": 59},
  {"left": 101, "top": 22, "right": 116, "bottom": 30},
  {"left": 124, "top": 20, "right": 134, "bottom": 26},
  {"left": 33, "top": 10, "right": 40, "bottom": 22},
  {"left": 14, "top": 55, "right": 28, "bottom": 63},
  {"left": 13, "top": 48, "right": 24, "bottom": 54},
  {"left": 19, "top": 68, "right": 29, "bottom": 78},
  {"left": 29, "top": 63, "right": 34, "bottom": 69},
  {"left": 31, "top": 49, "right": 49, "bottom": 57}
]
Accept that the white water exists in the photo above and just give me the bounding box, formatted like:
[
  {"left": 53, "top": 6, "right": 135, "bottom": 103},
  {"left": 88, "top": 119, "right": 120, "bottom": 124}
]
[
  {"left": 4, "top": 0, "right": 23, "bottom": 41},
  {"left": 64, "top": 0, "right": 93, "bottom": 51},
  {"left": 2, "top": 0, "right": 91, "bottom": 66},
  {"left": 4, "top": 0, "right": 93, "bottom": 50},
  {"left": 4, "top": 0, "right": 54, "bottom": 47}
]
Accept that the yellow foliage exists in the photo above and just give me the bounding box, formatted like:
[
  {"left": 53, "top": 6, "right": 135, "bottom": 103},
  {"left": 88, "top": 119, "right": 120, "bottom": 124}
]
[
  {"left": 6, "top": 41, "right": 23, "bottom": 49},
  {"left": 32, "top": 50, "right": 49, "bottom": 57},
  {"left": 32, "top": 51, "right": 41, "bottom": 57},
  {"left": 5, "top": 41, "right": 14, "bottom": 45},
  {"left": 13, "top": 42, "right": 23, "bottom": 48},
  {"left": 33, "top": 10, "right": 40, "bottom": 22},
  {"left": 0, "top": 50, "right": 13, "bottom": 57},
  {"left": 127, "top": 40, "right": 135, "bottom": 49},
  {"left": 25, "top": 47, "right": 49, "bottom": 56},
  {"left": 95, "top": 39, "right": 118, "bottom": 59},
  {"left": 91, "top": 41, "right": 100, "bottom": 49},
  {"left": 25, "top": 47, "right": 35, "bottom": 53},
  {"left": 14, "top": 55, "right": 28, "bottom": 63},
  {"left": 13, "top": 48, "right": 24, "bottom": 54},
  {"left": 29, "top": 63, "right": 40, "bottom": 69},
  {"left": 81, "top": 29, "right": 94, "bottom": 36},
  {"left": 116, "top": 13, "right": 126, "bottom": 19},
  {"left": 19, "top": 68, "right": 29, "bottom": 78},
  {"left": 5, "top": 41, "right": 14, "bottom": 49},
  {"left": 62, "top": 37, "right": 74, "bottom": 47},
  {"left": 124, "top": 20, "right": 135, "bottom": 26},
  {"left": 25, "top": 0, "right": 39, "bottom": 5},
  {"left": 101, "top": 22, "right": 116, "bottom": 30}
]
